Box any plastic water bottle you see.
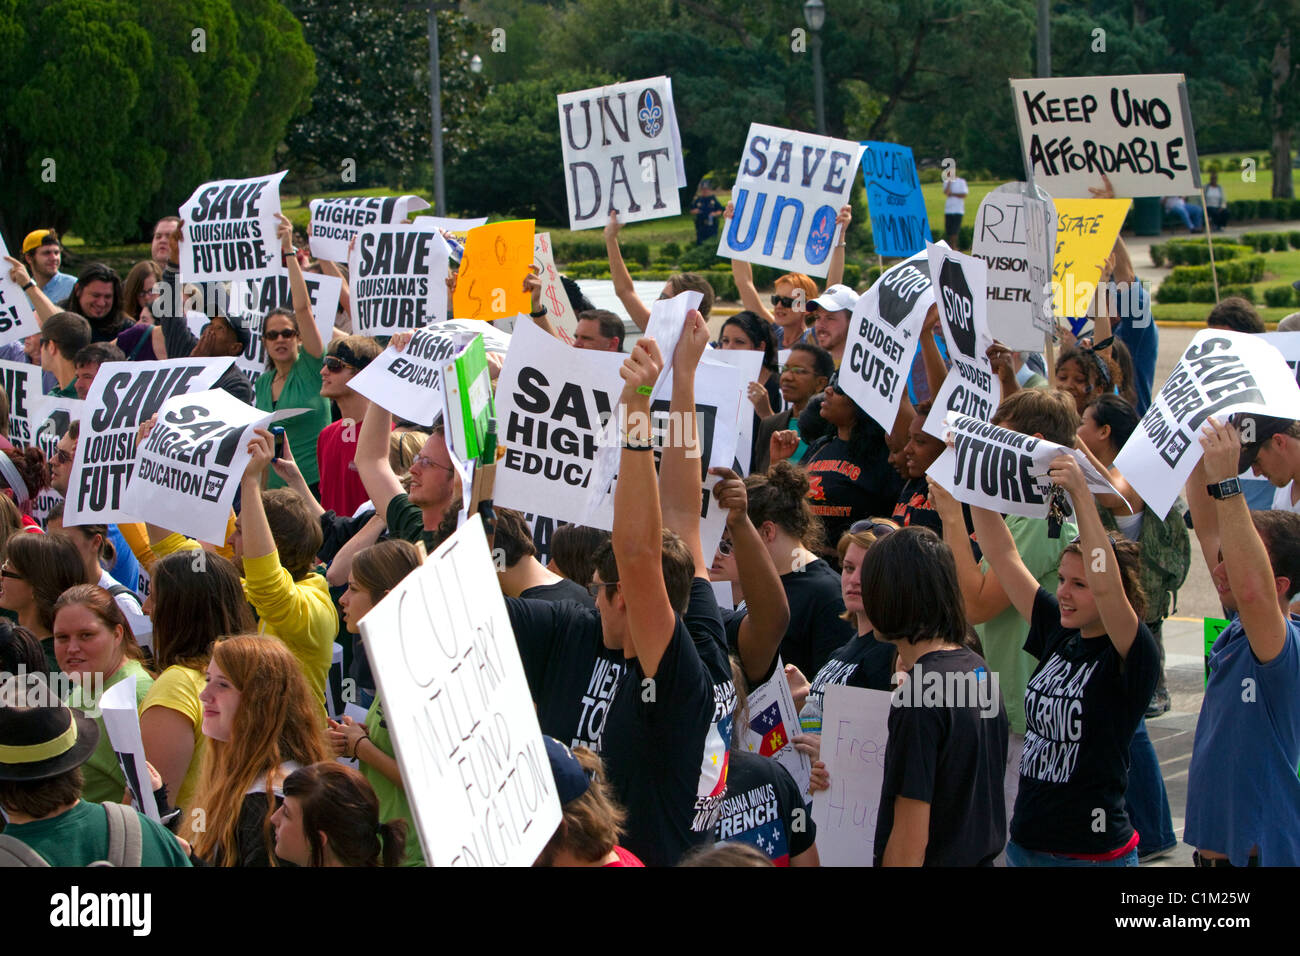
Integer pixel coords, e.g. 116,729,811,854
800,695,822,735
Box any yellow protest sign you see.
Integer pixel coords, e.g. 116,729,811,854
453,219,535,320
1050,198,1131,319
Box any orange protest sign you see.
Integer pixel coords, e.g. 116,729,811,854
452,219,535,320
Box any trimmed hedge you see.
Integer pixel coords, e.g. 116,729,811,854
1150,239,1253,267
1165,255,1265,286
551,236,651,268
1265,285,1295,308
1157,282,1258,305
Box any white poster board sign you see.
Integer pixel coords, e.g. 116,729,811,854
811,683,893,866
202,272,342,383
360,514,562,866
557,76,686,230
100,675,161,823
0,358,46,446
27,394,82,529
533,233,579,345
0,235,40,348
348,326,466,427
972,182,1059,350
923,245,1001,439
719,124,864,278
1115,330,1300,518
179,171,287,282
1010,74,1200,198
308,194,431,262
742,657,813,802
348,224,449,335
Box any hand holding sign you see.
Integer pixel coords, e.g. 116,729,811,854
5,255,29,286
673,308,710,376
1198,416,1241,484
708,466,748,524
1046,452,1092,506
619,337,663,405
243,427,276,481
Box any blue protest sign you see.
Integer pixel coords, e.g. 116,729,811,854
860,142,929,258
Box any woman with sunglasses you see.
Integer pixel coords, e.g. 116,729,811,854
754,342,833,473
960,454,1159,866
255,214,331,497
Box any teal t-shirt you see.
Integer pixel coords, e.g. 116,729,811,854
255,347,331,488
364,696,424,866
4,800,191,867
975,515,1076,736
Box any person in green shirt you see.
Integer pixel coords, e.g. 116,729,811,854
0,675,190,867
254,213,333,496
38,312,92,397
53,584,155,805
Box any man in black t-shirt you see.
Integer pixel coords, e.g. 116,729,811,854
493,508,593,607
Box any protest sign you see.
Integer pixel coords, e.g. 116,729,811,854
1262,332,1300,387
436,319,512,356
0,235,39,348
27,394,82,529
1010,74,1200,198
928,411,1123,518
348,223,449,335
349,326,466,426
308,194,430,262
1114,330,1300,518
839,249,934,433
860,141,929,258
63,358,234,527
360,514,562,866
972,182,1060,350
533,233,578,344
558,76,686,230
208,272,343,382
99,676,161,823
179,171,287,282
413,215,489,239
701,347,763,474
741,657,812,802
924,245,1001,440
453,220,535,321
0,358,45,447
1051,198,1131,324
720,124,864,278
811,683,892,866
121,389,285,544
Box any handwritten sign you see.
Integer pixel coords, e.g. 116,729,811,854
860,141,928,258
720,124,863,278
361,514,562,866
0,234,39,348
179,172,287,282
1051,198,1131,321
972,182,1059,351
811,683,893,866
308,194,430,262
100,675,161,823
453,220,534,321
923,245,1001,440
348,326,466,426
533,233,578,344
348,223,449,335
1115,330,1300,518
557,76,686,230
1010,74,1200,198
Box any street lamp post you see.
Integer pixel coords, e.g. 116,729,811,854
804,0,826,135
428,1,445,215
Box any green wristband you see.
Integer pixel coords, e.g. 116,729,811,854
636,385,653,396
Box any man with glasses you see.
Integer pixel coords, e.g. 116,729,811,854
317,336,382,515
20,229,75,304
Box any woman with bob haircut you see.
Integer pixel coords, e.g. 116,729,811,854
189,635,329,866
271,762,407,867
958,452,1159,866
2,532,86,670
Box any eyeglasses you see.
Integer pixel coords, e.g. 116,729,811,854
0,565,24,581
585,580,619,599
53,448,74,465
412,455,454,473
262,328,297,341
780,364,812,375
770,295,801,309
323,356,356,373
849,519,898,537
718,537,733,557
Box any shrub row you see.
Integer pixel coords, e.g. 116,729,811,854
1155,283,1257,304
1164,255,1266,287
1149,240,1253,267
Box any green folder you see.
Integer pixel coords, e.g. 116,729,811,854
442,334,494,462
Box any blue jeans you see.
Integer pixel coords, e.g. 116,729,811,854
1007,840,1138,867
1127,718,1177,857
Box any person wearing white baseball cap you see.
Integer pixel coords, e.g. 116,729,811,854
807,284,860,368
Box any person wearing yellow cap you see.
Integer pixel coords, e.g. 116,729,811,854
20,229,75,304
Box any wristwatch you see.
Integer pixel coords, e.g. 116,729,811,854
1207,477,1242,500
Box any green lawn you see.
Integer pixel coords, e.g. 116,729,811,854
1151,244,1300,324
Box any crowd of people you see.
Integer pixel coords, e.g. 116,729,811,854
0,193,1297,872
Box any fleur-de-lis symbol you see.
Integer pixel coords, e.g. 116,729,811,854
638,92,663,137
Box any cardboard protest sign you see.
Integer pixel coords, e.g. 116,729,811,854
1115,330,1300,518
840,249,935,434
0,235,39,348
811,683,893,866
741,657,812,802
928,411,1123,518
179,171,287,282
533,233,579,344
436,318,512,355
348,326,466,426
0,358,45,447
699,347,763,474
923,246,1001,440
1010,74,1200,198
360,514,562,866
860,141,929,258
99,675,161,823
348,223,449,335
558,76,686,230
453,220,535,321
972,182,1060,351
720,124,864,278
1050,198,1130,323
308,194,431,262
208,272,343,382
121,389,281,544
63,358,235,527
26,394,82,530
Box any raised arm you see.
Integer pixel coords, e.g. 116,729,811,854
659,308,710,575
237,429,279,563
613,338,675,676
825,205,851,289
927,477,1015,623
723,201,775,323
324,513,386,588
920,305,948,397
604,211,651,331
5,257,58,325
267,433,325,519
1184,455,1220,574
965,502,1042,624
522,268,562,340
1200,417,1287,662
711,466,789,683
1073,435,1142,516
279,214,322,359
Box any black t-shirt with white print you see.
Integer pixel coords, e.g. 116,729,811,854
714,750,816,865
683,578,737,835
1011,588,1159,856
601,614,715,867
806,630,896,714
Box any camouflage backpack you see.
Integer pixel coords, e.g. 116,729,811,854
1101,497,1191,624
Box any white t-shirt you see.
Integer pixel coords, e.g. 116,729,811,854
1272,481,1300,512
944,178,968,215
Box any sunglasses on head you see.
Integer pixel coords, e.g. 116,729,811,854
323,356,355,373
848,519,898,537
262,328,297,341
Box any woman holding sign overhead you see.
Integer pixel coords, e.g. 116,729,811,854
256,214,331,497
